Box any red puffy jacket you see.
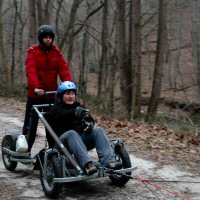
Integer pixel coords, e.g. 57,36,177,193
26,44,72,98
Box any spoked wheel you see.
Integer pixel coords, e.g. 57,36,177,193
109,145,132,186
40,155,62,198
1,135,18,171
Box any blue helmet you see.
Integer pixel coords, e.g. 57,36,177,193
57,81,77,94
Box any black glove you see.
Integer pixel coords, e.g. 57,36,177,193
82,120,94,134
75,107,88,118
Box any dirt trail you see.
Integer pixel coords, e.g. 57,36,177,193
0,110,200,199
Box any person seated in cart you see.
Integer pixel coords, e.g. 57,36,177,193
49,81,122,175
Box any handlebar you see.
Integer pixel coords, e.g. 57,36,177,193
34,90,57,96
43,91,57,95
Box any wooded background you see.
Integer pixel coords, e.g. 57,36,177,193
0,0,199,121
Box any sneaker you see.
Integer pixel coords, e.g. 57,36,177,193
106,161,122,170
84,162,97,175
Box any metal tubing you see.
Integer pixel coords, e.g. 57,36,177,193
33,106,82,172
2,147,30,157
53,166,137,183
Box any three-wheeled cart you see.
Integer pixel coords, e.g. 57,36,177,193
2,101,137,198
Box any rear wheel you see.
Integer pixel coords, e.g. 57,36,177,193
2,135,18,171
40,155,62,198
109,145,131,186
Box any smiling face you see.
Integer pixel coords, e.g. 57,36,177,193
63,90,76,104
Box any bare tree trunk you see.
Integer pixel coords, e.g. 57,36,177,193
28,0,37,46
68,0,83,78
115,0,129,118
36,0,44,26
0,0,7,83
11,0,18,85
59,0,80,50
55,0,64,42
174,2,181,76
107,47,116,117
61,0,82,79
98,0,108,98
79,2,94,101
166,6,173,88
17,0,26,93
191,0,200,93
44,0,52,24
167,1,181,90
126,0,133,119
132,0,142,119
79,30,89,99
147,0,168,118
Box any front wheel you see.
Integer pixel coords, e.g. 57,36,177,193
2,135,18,171
109,145,131,186
40,154,62,198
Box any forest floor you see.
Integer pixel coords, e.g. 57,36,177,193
0,96,200,199
0,95,200,174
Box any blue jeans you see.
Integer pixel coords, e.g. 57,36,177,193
59,127,115,170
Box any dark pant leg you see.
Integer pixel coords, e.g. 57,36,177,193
27,112,39,152
23,97,54,152
23,97,34,135
23,97,41,152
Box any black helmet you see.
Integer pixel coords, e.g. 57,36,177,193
37,25,55,44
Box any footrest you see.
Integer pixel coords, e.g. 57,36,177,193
2,147,30,157
10,157,36,164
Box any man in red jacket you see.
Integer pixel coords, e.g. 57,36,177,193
23,25,72,152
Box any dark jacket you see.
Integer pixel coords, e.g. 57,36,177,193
26,44,72,98
49,101,84,137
